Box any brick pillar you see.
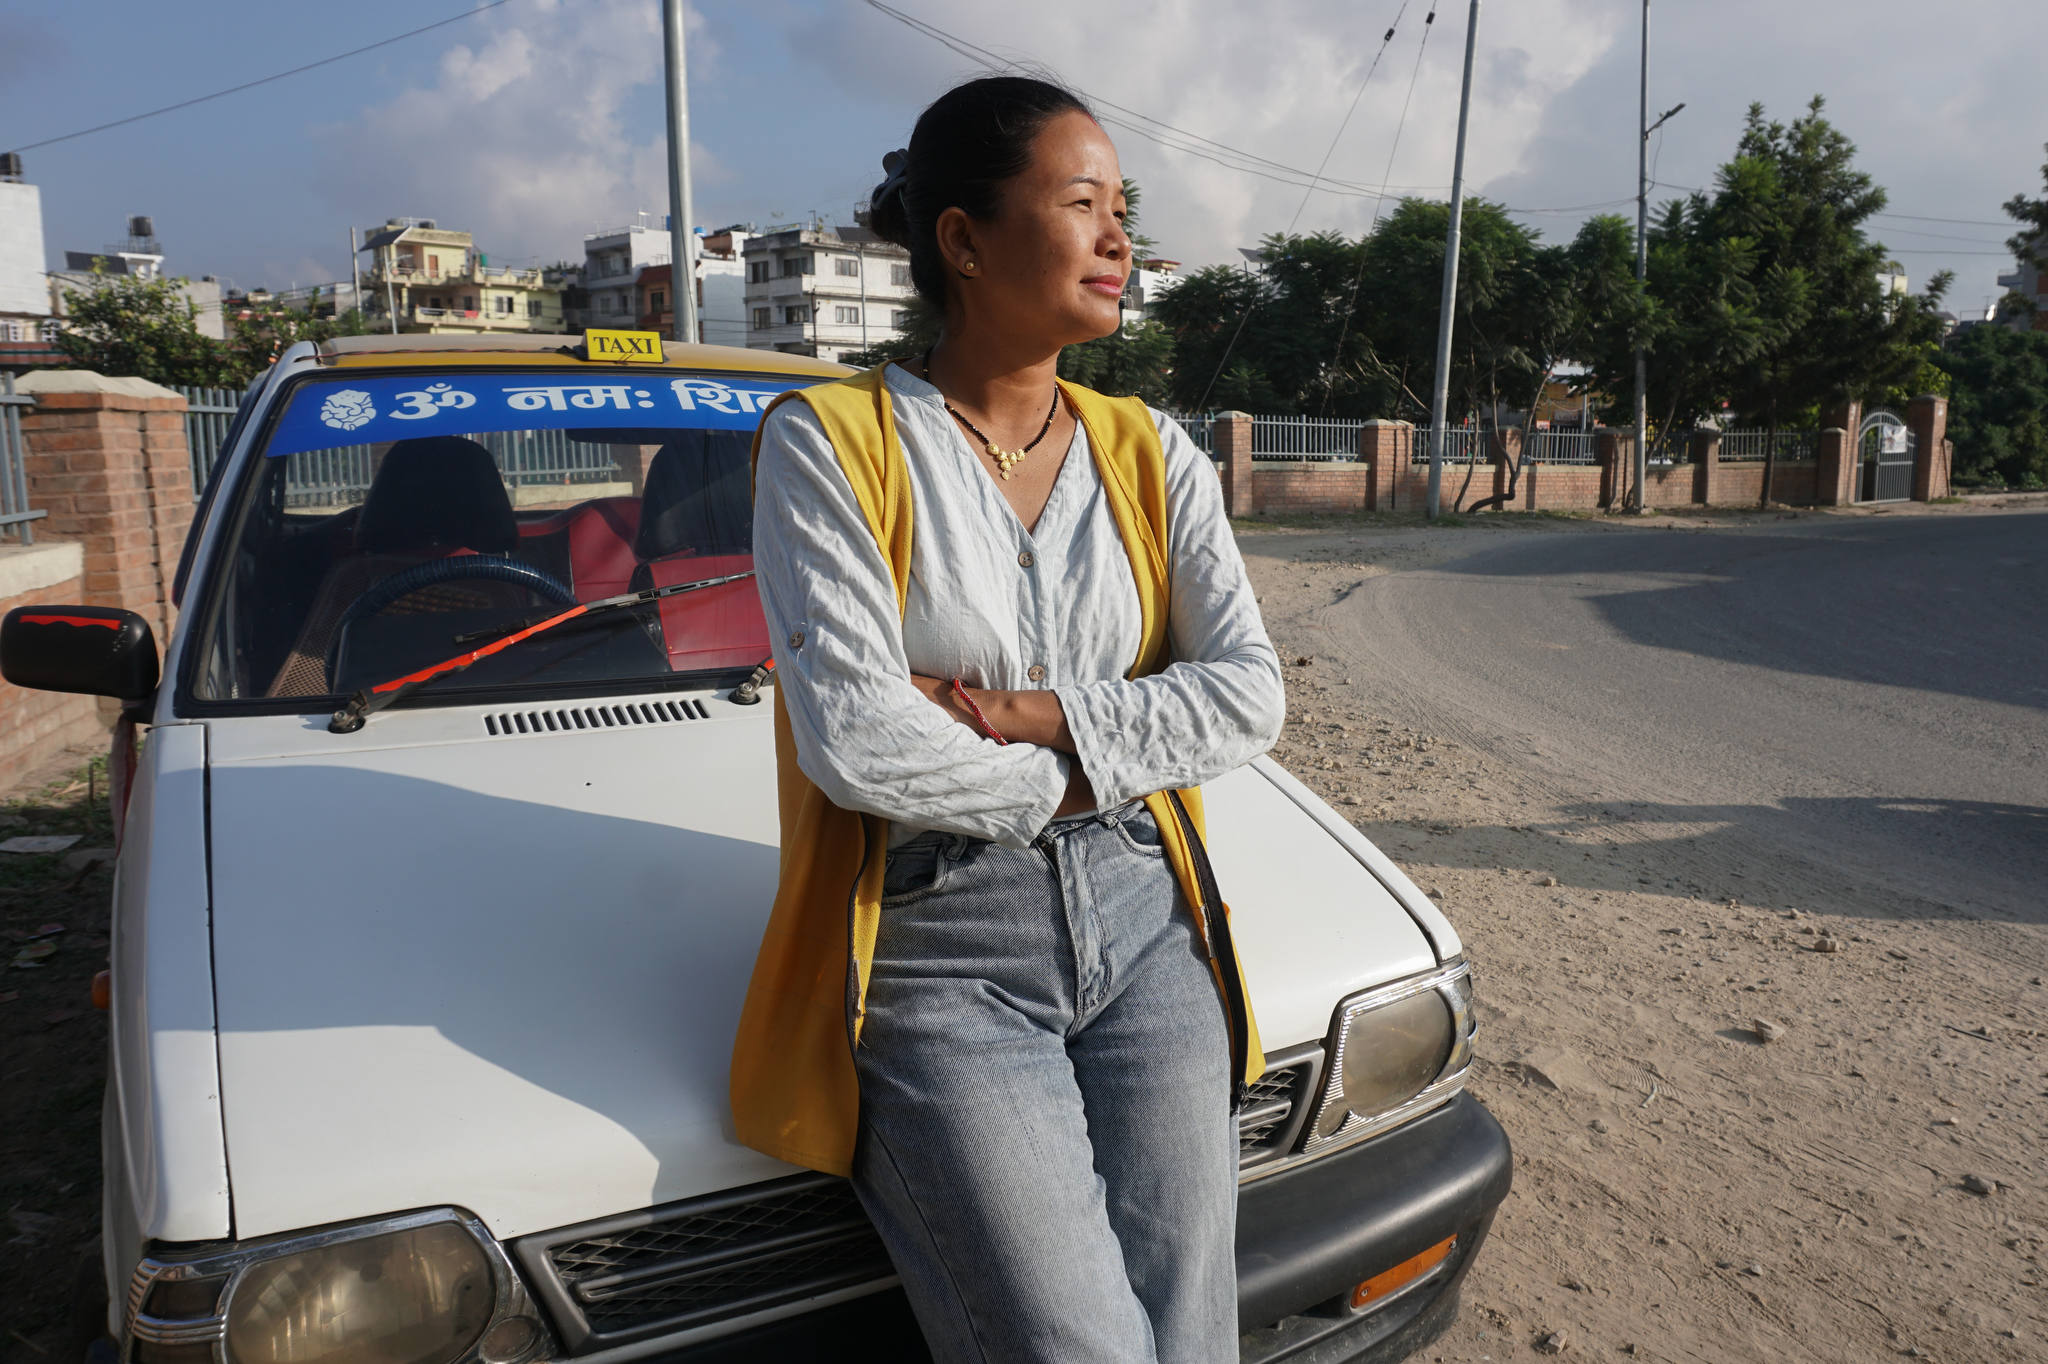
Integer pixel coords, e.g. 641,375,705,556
1359,420,1409,510
1689,427,1719,504
1821,399,1862,444
17,371,195,646
1906,395,1949,501
1595,428,1627,508
1813,428,1854,506
1215,411,1254,518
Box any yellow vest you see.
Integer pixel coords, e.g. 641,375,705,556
731,365,1264,1176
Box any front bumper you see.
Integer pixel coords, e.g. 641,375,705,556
624,1092,1512,1364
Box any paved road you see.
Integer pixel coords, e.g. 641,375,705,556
1313,510,2048,924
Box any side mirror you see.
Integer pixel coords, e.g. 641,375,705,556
0,606,159,702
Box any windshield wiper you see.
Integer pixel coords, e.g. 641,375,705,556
327,570,755,734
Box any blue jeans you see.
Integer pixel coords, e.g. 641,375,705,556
851,801,1238,1364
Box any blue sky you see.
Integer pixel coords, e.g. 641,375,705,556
3,0,2040,314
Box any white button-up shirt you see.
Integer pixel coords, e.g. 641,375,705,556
752,363,1285,850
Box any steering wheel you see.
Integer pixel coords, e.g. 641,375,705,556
325,555,578,686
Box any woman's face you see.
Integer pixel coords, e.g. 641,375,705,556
942,110,1131,349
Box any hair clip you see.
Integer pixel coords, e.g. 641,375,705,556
877,147,910,202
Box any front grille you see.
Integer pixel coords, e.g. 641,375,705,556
1237,1044,1325,1167
481,697,709,736
515,1174,894,1353
522,1048,1327,1352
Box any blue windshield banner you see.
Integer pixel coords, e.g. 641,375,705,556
267,372,809,457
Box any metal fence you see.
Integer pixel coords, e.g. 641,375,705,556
1412,428,1490,465
1522,430,1598,466
174,384,247,489
1251,414,1365,461
1718,429,1817,463
0,373,44,544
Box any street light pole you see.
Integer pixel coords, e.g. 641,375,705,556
1631,0,1685,512
1427,0,1482,520
1632,0,1650,511
661,0,699,345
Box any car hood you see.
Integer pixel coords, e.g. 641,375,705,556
205,699,1437,1242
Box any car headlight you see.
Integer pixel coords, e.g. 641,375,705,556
226,1220,493,1364
1304,960,1475,1152
126,1210,550,1364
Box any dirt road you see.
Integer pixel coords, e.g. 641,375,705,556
1239,501,2045,1363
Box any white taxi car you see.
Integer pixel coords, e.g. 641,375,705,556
3,333,1510,1364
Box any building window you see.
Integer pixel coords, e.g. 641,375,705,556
893,309,911,327
835,305,860,324
40,319,61,342
651,290,666,312
748,261,768,283
752,307,771,329
462,295,476,311
0,320,20,341
495,295,514,314
891,263,912,287
783,304,809,325
834,257,859,277
429,296,444,309
780,253,814,278
527,299,543,317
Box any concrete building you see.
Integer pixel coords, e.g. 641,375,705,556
632,225,749,346
743,224,914,362
358,218,565,334
1997,239,2046,332
0,156,54,347
1122,258,1182,325
581,216,671,332
48,214,225,340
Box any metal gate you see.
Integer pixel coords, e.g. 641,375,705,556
1857,410,1914,503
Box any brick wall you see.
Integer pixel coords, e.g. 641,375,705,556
18,372,195,647
1522,462,1603,509
1248,462,1373,514
0,372,196,793
0,543,103,792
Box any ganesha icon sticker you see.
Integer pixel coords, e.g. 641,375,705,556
319,389,377,431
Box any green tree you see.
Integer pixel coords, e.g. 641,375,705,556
55,264,239,387
2001,142,2048,323
1935,324,2048,489
223,301,373,384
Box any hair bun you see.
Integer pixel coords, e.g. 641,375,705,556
866,147,914,247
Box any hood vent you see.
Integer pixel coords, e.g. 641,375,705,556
483,698,711,738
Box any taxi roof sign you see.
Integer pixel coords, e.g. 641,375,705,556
584,328,665,364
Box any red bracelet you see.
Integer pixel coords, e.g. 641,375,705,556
950,677,1008,745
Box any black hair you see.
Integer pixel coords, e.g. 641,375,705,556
866,75,1094,307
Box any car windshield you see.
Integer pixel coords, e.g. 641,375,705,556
187,369,805,705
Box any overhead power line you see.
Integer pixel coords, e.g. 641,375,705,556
1192,1,1417,410
861,0,1615,219
8,0,516,154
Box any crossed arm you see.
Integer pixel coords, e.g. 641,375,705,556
907,675,1096,816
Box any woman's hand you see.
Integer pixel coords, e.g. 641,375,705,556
909,673,1077,752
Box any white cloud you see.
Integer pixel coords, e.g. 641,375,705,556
792,0,1620,266
317,0,707,266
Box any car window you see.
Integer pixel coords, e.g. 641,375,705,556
186,370,803,705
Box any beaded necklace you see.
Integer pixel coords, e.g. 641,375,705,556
922,348,1061,481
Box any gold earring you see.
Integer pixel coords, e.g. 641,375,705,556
964,260,977,273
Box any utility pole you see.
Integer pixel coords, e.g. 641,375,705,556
348,227,360,317
1426,0,1481,519
1631,0,1650,511
661,0,699,345
1632,0,1684,512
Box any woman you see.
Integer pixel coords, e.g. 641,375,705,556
732,76,1286,1362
